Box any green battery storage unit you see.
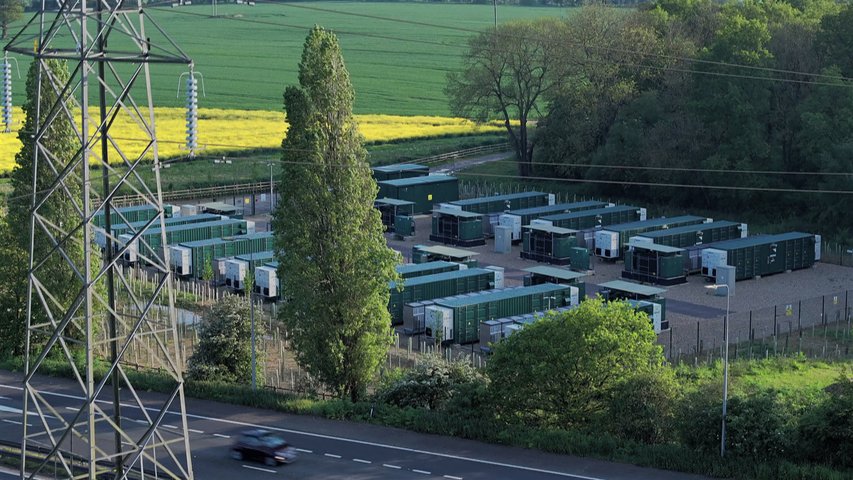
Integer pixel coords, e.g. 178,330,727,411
377,175,459,214
93,204,175,228
430,208,485,247
593,215,709,260
568,247,591,271
225,251,276,290
95,213,223,248
520,224,578,265
523,265,587,299
423,283,578,344
394,215,415,238
412,245,479,267
479,306,576,353
170,232,274,278
372,163,429,181
632,220,747,274
499,200,611,243
701,232,820,281
121,218,251,264
622,242,687,286
396,261,462,279
374,198,415,231
538,205,646,231
387,268,497,325
598,280,668,333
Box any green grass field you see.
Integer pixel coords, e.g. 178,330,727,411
7,3,570,116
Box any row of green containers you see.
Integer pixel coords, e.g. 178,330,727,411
537,205,645,231
630,220,747,274
93,204,177,228
372,163,429,182
429,208,485,247
122,218,253,264
170,231,274,278
377,175,458,214
388,268,497,325
424,283,577,344
701,232,820,281
520,224,578,265
95,213,223,248
498,200,611,242
593,215,709,260
448,191,554,215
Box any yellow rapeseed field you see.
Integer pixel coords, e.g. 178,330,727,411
0,108,502,174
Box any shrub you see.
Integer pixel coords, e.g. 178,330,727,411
376,353,486,410
798,373,853,467
603,368,680,444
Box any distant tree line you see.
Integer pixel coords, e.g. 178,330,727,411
449,0,853,239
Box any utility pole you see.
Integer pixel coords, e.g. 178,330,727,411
7,0,195,478
493,0,497,29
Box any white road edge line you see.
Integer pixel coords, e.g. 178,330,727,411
241,465,276,474
213,433,231,439
353,458,371,464
0,382,606,480
324,453,341,459
294,448,312,453
412,469,431,475
383,464,402,469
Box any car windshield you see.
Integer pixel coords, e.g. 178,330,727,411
260,434,287,448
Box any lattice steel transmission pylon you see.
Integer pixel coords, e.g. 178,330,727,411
5,0,194,478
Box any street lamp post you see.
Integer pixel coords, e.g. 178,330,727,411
706,284,731,457
250,249,256,391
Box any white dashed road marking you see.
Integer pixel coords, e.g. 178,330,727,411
324,453,341,459
353,458,371,464
213,433,230,439
295,448,312,453
189,428,204,434
241,465,276,473
444,476,464,480
383,464,402,469
412,469,431,475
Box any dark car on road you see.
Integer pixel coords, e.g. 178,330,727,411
230,429,298,466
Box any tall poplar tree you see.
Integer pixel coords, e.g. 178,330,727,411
273,26,400,402
1,59,84,355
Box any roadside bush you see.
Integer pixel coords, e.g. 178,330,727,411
603,368,680,444
376,353,485,410
798,373,853,467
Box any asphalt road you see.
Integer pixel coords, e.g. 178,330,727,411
0,371,709,480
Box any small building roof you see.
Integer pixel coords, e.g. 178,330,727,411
703,232,814,250
504,200,609,216
636,220,742,239
628,241,685,254
396,261,458,276
523,223,578,235
198,201,242,214
415,245,480,258
599,280,667,297
372,163,429,173
523,265,587,281
389,268,492,289
375,197,416,207
451,191,547,207
600,216,707,233
235,251,275,262
433,208,483,219
378,174,456,187
541,205,639,221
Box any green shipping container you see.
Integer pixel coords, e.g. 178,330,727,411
594,215,707,260
449,191,552,215
501,200,610,229
569,247,590,272
623,243,687,286
99,213,222,247
634,221,746,249
540,205,644,231
522,265,587,299
701,232,819,281
411,245,479,267
425,283,574,344
173,232,274,278
372,163,429,181
377,175,458,214
374,198,415,230
93,204,175,228
598,280,668,331
520,224,578,265
388,268,495,325
396,261,461,279
430,208,485,247
125,219,250,263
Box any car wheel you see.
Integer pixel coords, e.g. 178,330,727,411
230,450,243,461
264,456,277,467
